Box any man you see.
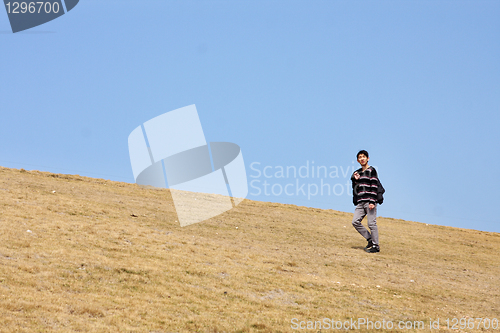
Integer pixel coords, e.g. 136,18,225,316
351,150,380,253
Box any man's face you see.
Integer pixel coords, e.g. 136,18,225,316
357,154,369,166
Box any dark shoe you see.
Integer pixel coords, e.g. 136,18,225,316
365,246,380,253
364,238,373,250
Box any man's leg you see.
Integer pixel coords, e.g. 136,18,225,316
352,203,371,240
366,204,379,247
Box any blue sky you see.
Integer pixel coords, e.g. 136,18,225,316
1,0,499,232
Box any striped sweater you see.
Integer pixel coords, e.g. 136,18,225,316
351,166,379,205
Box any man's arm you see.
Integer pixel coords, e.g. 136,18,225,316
351,170,361,206
351,168,362,182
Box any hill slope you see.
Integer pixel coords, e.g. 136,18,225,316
0,166,499,332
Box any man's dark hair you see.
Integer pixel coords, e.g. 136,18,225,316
357,150,369,159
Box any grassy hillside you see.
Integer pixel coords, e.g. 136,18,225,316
0,166,499,332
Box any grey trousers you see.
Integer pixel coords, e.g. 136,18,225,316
352,202,379,246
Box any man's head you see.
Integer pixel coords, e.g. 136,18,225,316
357,150,369,166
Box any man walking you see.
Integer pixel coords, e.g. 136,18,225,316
351,150,380,253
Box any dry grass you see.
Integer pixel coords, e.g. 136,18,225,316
0,166,499,332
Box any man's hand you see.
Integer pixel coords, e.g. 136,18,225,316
353,172,360,180
369,203,375,210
